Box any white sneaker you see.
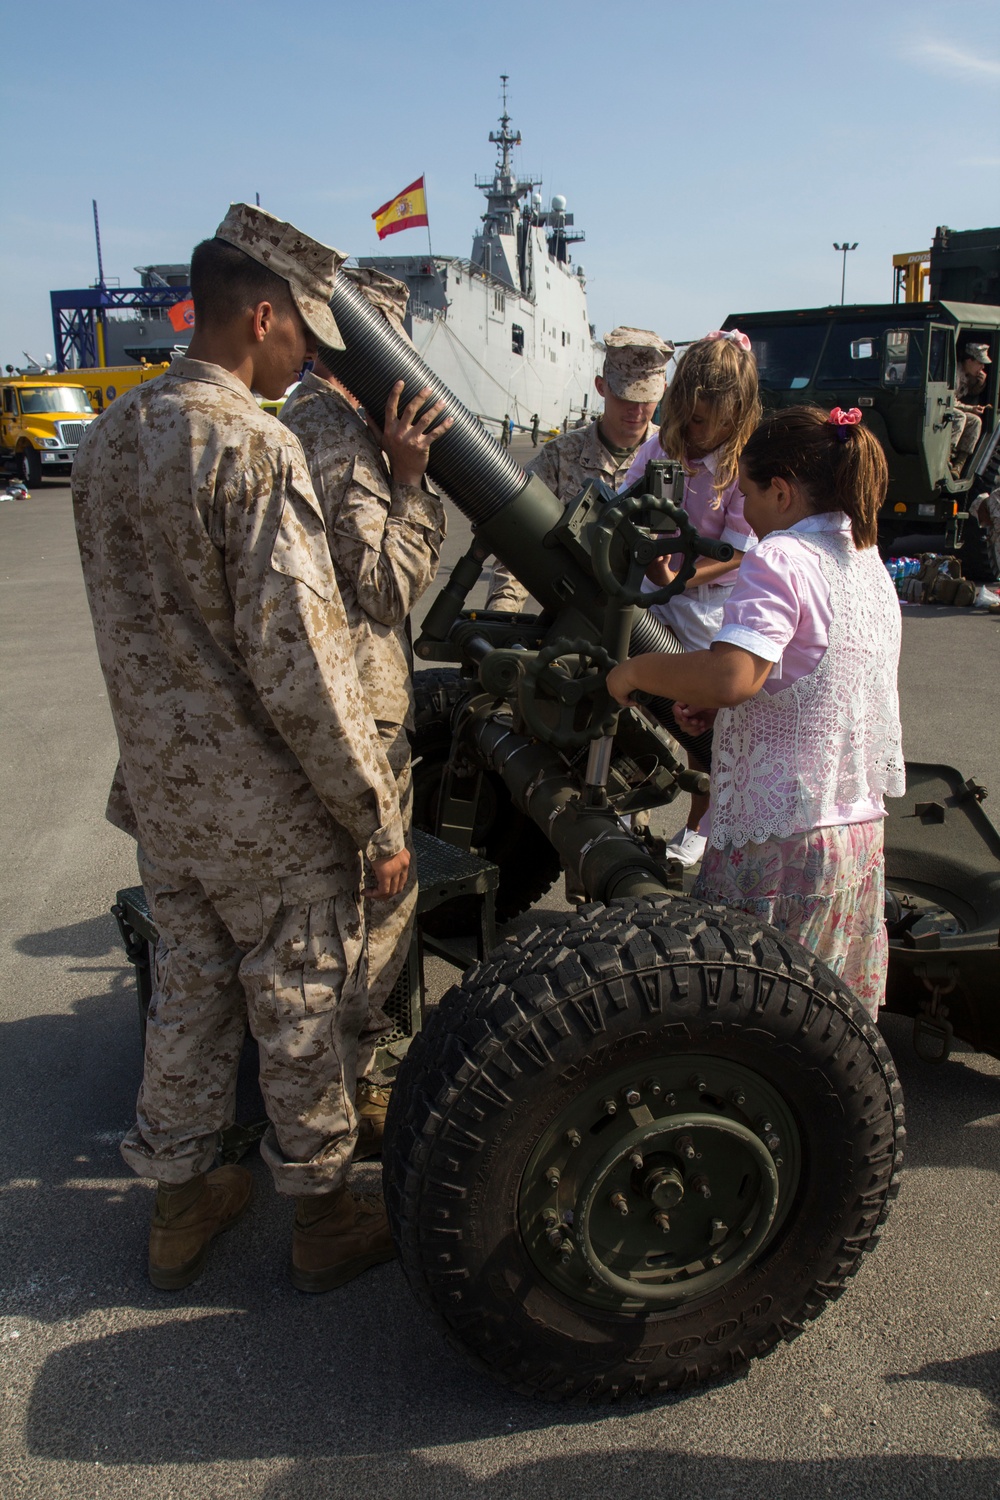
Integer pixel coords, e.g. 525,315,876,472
665,826,707,868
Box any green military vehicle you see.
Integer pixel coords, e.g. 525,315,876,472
724,225,1000,575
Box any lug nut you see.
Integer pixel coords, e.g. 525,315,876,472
644,1078,662,1097
609,1192,629,1217
730,1089,746,1106
628,1151,644,1171
545,1167,561,1187
689,1074,707,1093
692,1176,712,1200
622,1087,641,1107
676,1135,696,1161
602,1098,617,1117
565,1129,581,1148
653,1211,671,1234
663,1091,677,1107
766,1134,781,1153
756,1116,773,1134
542,1208,559,1226
559,1245,573,1264
546,1227,565,1249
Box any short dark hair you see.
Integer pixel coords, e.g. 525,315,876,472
189,237,293,328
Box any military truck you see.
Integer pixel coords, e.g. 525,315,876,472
724,225,1000,577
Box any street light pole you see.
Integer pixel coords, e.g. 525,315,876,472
833,242,858,305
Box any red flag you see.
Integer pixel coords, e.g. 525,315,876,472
168,298,195,333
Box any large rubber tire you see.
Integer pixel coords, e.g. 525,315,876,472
19,447,41,487
411,668,562,933
384,896,904,1402
958,512,997,582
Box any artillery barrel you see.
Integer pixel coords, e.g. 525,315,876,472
322,279,677,658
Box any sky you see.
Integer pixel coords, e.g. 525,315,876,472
1,0,998,369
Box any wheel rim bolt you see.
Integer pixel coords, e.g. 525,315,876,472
610,1192,629,1217
644,1078,662,1097
653,1211,671,1234
692,1176,712,1200
663,1092,677,1107
565,1129,581,1148
677,1135,696,1161
602,1098,617,1117
756,1116,773,1134
542,1208,559,1226
559,1245,573,1264
765,1135,781,1154
546,1227,565,1249
690,1074,707,1093
628,1151,644,1171
730,1089,746,1106
622,1088,641,1107
546,1168,561,1187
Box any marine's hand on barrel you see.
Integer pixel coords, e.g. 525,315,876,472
373,380,453,488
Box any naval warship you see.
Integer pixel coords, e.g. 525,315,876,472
359,81,603,434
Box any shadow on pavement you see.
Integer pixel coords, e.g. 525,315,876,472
14,912,127,961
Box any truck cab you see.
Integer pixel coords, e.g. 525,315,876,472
723,302,1000,553
0,379,97,486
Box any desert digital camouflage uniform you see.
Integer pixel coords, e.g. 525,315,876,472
73,357,404,1195
281,369,446,1023
485,417,656,611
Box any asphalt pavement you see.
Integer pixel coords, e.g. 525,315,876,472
1,471,998,1500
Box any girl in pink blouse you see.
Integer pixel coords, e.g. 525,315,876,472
621,332,761,866
608,406,904,1018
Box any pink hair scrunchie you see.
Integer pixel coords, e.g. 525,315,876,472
828,407,863,441
703,328,752,352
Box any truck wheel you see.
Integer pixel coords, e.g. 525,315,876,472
411,668,561,933
385,896,904,1402
19,448,41,487
958,513,997,583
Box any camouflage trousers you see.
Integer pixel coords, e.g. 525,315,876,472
952,409,982,460
484,558,529,614
121,848,368,1196
358,722,417,1064
972,489,1000,579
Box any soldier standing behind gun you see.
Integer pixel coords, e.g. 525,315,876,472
72,204,438,1296
485,327,672,611
281,268,448,1147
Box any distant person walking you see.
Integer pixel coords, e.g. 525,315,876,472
500,412,512,450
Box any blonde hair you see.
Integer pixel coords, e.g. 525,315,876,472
658,337,761,500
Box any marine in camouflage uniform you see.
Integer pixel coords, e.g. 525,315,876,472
73,207,406,1209
281,276,446,1044
485,326,672,611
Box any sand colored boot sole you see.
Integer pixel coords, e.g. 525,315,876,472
291,1186,397,1292
148,1165,253,1291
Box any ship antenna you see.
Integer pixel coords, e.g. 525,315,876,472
489,73,521,184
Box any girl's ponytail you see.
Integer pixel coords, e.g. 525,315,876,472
741,406,888,547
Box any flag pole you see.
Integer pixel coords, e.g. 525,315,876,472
423,171,433,263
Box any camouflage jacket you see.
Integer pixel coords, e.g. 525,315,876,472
486,418,656,610
72,358,403,883
281,372,446,728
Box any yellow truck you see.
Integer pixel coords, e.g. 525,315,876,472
0,364,169,485
0,377,99,486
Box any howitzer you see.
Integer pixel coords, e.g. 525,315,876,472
318,278,905,1403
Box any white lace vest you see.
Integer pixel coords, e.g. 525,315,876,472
709,529,905,849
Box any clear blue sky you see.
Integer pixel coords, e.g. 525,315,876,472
2,0,998,367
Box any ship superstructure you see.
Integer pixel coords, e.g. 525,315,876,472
359,82,602,432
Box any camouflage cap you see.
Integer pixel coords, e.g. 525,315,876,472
964,342,992,365
344,265,410,333
215,202,346,350
603,327,674,401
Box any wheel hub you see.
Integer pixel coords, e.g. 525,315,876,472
518,1054,801,1312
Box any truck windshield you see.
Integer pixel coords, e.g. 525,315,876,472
741,326,827,390
18,387,94,415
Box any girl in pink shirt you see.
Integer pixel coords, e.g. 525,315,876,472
620,331,761,865
608,406,904,1018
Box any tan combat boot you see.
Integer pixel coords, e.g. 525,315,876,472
148,1165,253,1291
354,1077,391,1161
291,1186,397,1293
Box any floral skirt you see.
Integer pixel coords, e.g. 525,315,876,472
693,820,887,1019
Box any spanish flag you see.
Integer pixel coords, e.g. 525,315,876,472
372,176,429,240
